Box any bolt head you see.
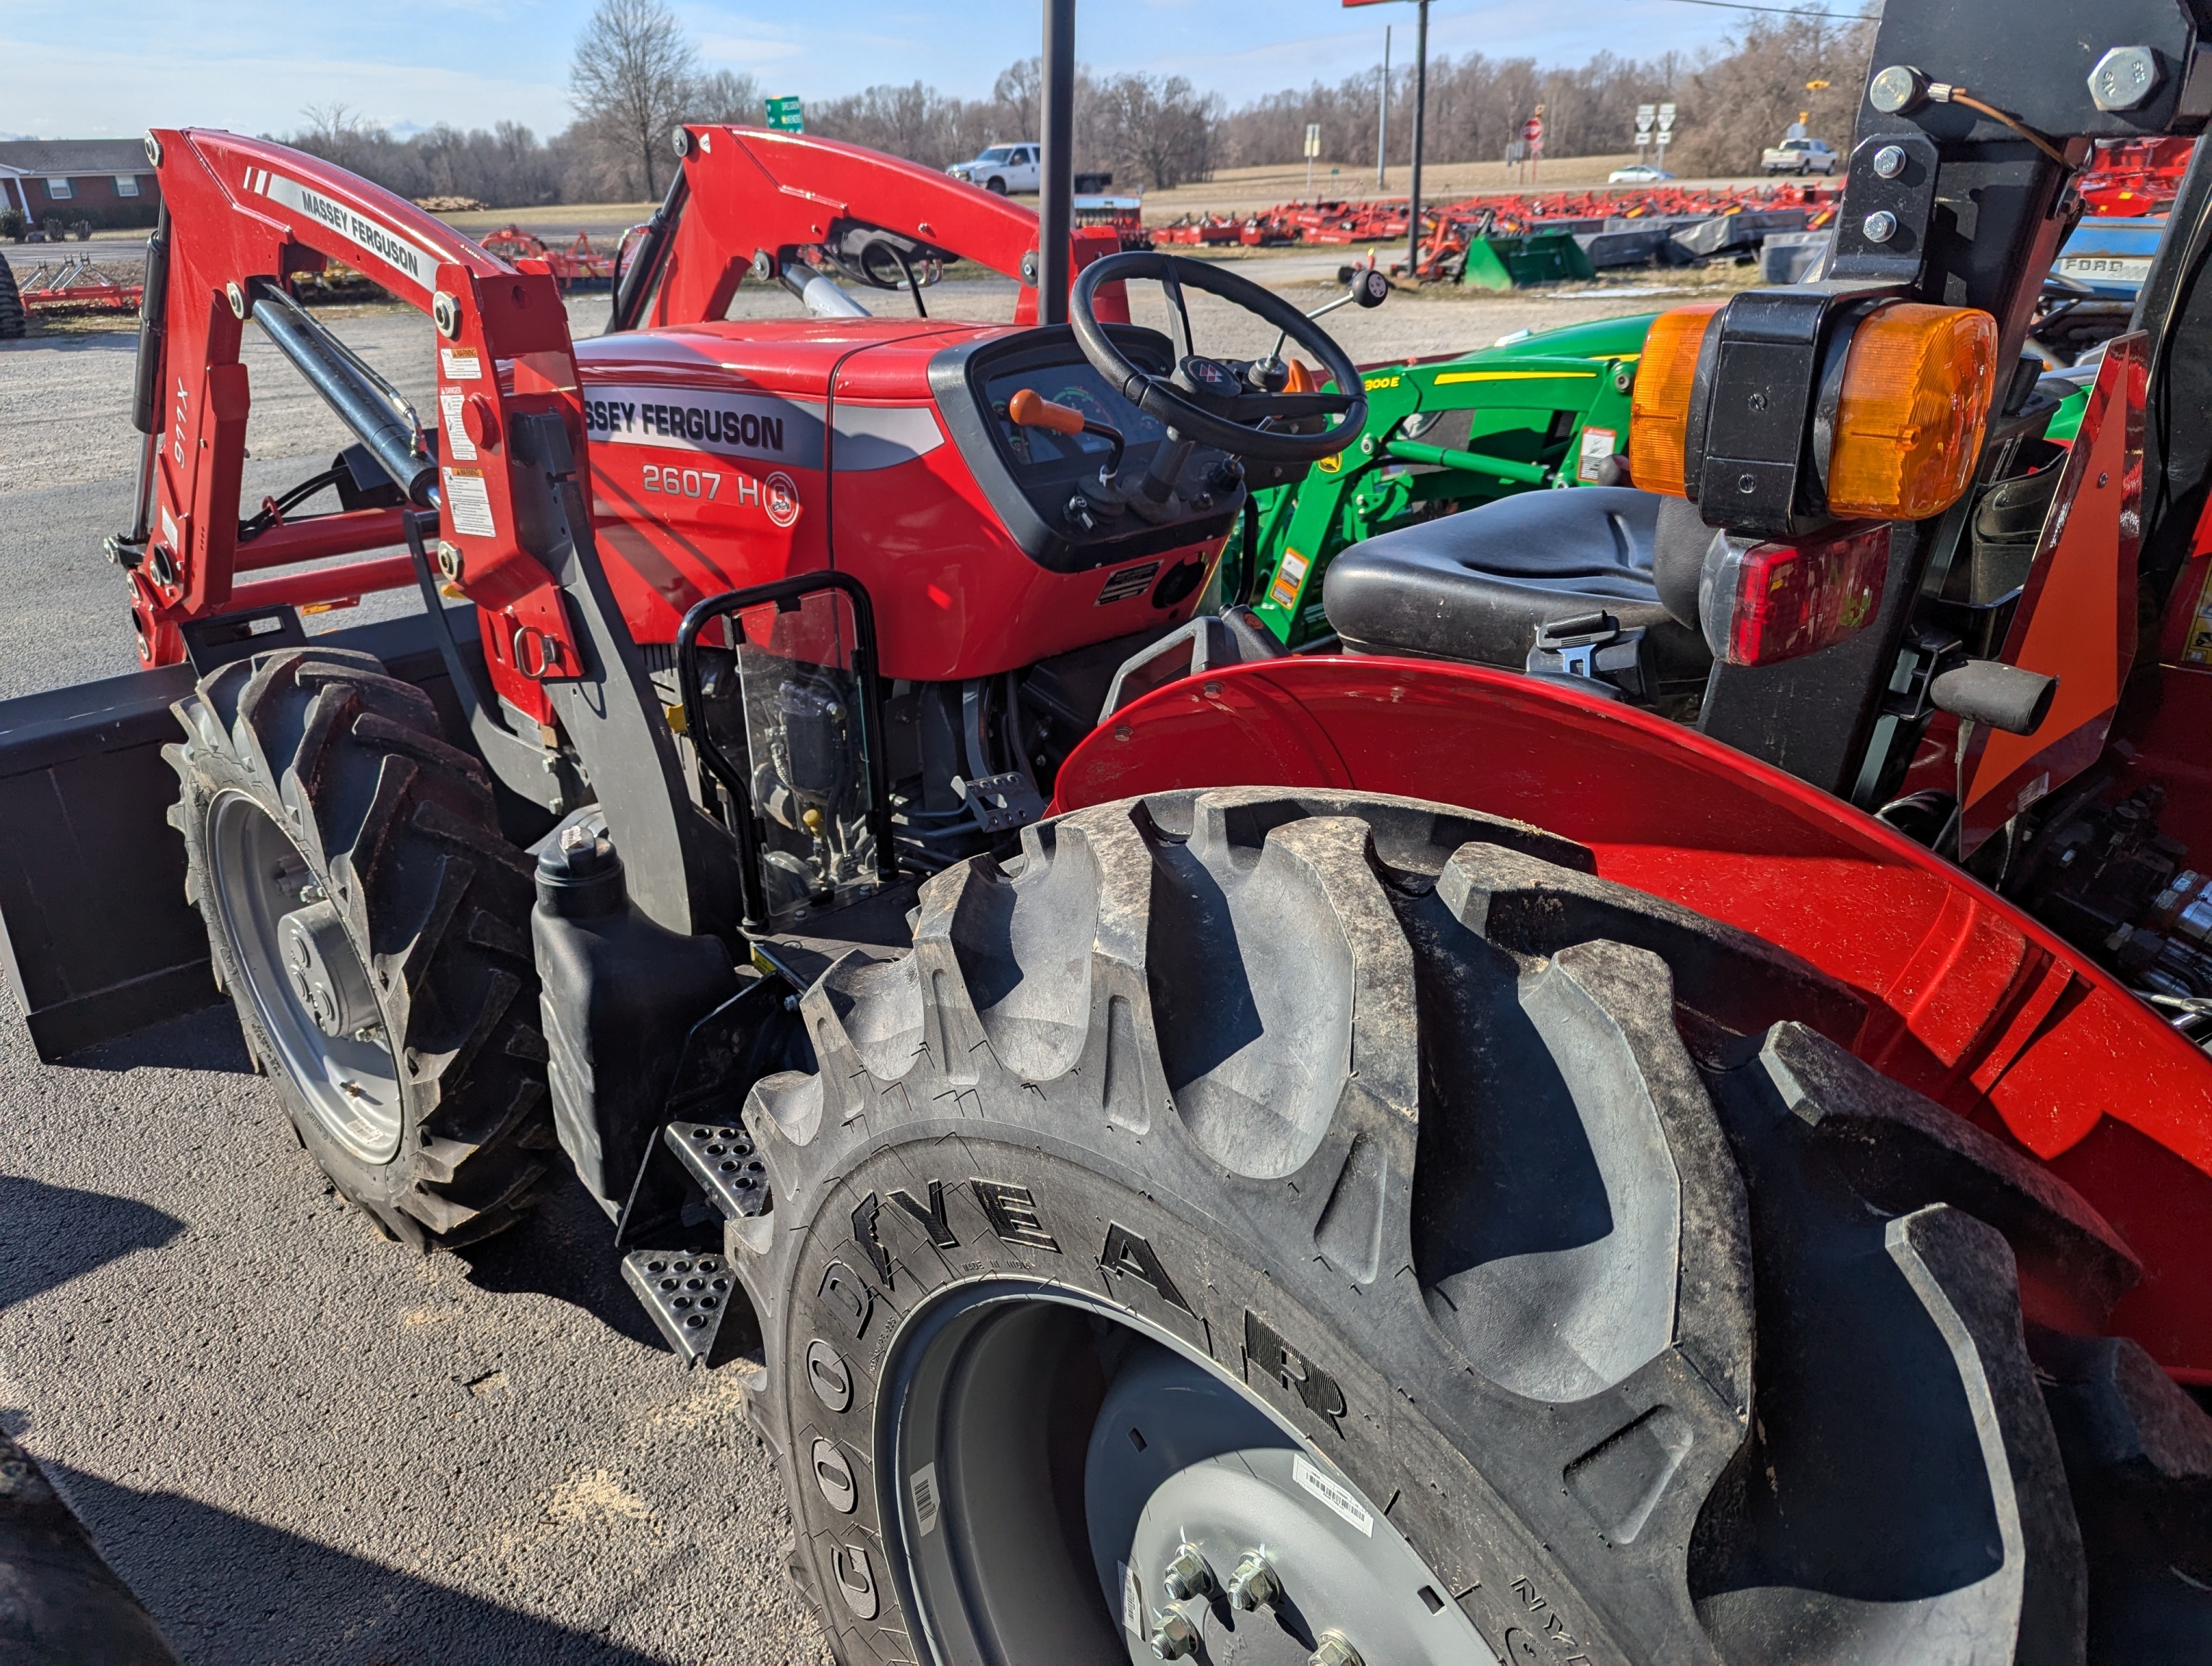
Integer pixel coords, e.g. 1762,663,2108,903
432,291,461,341
1149,1611,1200,1660
1861,209,1899,244
2090,45,2162,114
226,281,246,320
1872,144,1908,180
1308,1631,1364,1666
1227,1552,1281,1611
1161,1546,1214,1602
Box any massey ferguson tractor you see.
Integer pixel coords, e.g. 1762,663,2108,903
6,1,2212,1661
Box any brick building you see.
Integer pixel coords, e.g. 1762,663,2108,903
0,140,162,231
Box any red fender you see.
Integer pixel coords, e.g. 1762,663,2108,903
1053,657,2212,1380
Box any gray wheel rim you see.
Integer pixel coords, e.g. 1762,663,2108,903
207,788,404,1163
871,1277,1499,1666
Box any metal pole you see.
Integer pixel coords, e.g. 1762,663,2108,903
1407,0,1428,282
1039,0,1076,326
1377,25,1390,190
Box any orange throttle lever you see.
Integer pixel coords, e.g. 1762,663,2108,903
1008,386,1125,477
1008,388,1086,433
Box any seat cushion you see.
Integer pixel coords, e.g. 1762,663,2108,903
1322,488,1711,688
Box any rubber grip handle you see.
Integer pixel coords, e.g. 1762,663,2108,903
1930,659,2059,736
1008,388,1086,434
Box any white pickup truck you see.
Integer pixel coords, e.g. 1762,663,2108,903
1762,137,1839,175
947,144,1042,194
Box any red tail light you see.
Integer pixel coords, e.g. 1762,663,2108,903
1704,524,1890,667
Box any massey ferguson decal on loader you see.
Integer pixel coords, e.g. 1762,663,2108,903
5,4,2212,1662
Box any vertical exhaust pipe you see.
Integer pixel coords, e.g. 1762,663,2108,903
1039,0,1076,326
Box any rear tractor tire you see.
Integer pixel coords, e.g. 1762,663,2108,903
0,255,25,341
167,648,558,1250
729,787,2212,1666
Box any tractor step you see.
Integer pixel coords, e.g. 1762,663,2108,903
619,1247,739,1364
664,1118,769,1220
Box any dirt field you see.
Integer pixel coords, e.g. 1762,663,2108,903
0,249,1744,1665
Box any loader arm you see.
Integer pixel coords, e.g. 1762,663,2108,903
636,125,1125,330
130,128,588,682
129,129,732,938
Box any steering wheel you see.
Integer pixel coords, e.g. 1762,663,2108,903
1069,251,1366,466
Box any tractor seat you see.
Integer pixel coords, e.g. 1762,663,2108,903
1321,487,1714,703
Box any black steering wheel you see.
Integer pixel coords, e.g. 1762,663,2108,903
1069,251,1366,466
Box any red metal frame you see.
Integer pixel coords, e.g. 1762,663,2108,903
131,127,1154,717
1052,656,2212,1382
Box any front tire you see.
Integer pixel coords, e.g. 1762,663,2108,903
167,648,558,1249
985,176,1008,195
732,787,2211,1665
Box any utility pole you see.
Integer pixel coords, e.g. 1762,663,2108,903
1377,25,1390,189
1039,0,1074,325
1407,0,1428,283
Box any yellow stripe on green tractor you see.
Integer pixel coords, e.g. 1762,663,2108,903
1243,312,1658,648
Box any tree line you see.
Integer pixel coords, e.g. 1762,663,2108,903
280,0,1874,209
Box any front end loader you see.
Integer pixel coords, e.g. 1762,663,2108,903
6,4,2212,1662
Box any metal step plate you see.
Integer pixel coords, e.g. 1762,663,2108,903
666,1119,769,1221
620,1248,737,1364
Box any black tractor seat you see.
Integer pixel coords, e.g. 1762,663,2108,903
1321,487,1715,710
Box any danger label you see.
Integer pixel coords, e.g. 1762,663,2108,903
259,172,438,296
584,383,825,469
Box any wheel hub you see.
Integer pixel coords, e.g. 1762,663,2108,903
874,1281,1497,1666
278,899,382,1040
206,789,403,1163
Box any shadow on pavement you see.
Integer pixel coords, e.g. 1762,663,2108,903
60,1004,252,1077
0,1175,185,1311
45,1462,682,1666
456,1177,669,1354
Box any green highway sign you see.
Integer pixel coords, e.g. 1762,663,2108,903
764,96,805,134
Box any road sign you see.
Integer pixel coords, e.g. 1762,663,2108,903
1305,123,1323,158
1657,101,1677,132
764,96,805,134
1522,116,1543,142
1637,103,1656,129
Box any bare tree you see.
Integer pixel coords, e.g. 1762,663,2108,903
569,0,700,199
687,68,764,126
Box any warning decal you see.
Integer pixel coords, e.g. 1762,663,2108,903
442,468,496,539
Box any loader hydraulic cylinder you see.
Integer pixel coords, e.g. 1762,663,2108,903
247,280,438,508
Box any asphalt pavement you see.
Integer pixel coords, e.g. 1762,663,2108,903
0,267,1686,1665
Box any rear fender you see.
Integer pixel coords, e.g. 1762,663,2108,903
1051,654,2212,1379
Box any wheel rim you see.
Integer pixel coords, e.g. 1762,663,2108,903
206,788,404,1163
872,1278,1496,1666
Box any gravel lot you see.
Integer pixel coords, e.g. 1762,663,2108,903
0,256,1693,1664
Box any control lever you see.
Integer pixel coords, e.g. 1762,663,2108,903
1008,388,1129,526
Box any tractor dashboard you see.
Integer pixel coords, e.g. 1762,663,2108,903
930,325,1244,574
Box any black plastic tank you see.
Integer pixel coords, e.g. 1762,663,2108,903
531,823,740,1219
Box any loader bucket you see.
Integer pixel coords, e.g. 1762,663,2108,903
1461,231,1598,291
0,606,484,1060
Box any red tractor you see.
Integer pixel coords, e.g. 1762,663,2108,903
4,4,2212,1661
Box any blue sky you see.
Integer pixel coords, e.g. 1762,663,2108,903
0,1,1741,140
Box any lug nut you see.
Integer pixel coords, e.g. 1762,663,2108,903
1149,1610,1200,1660
1308,1631,1363,1666
1227,1551,1280,1612
1161,1544,1214,1602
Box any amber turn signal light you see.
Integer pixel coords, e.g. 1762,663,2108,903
1008,388,1086,435
1825,302,1998,521
1627,302,1723,498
